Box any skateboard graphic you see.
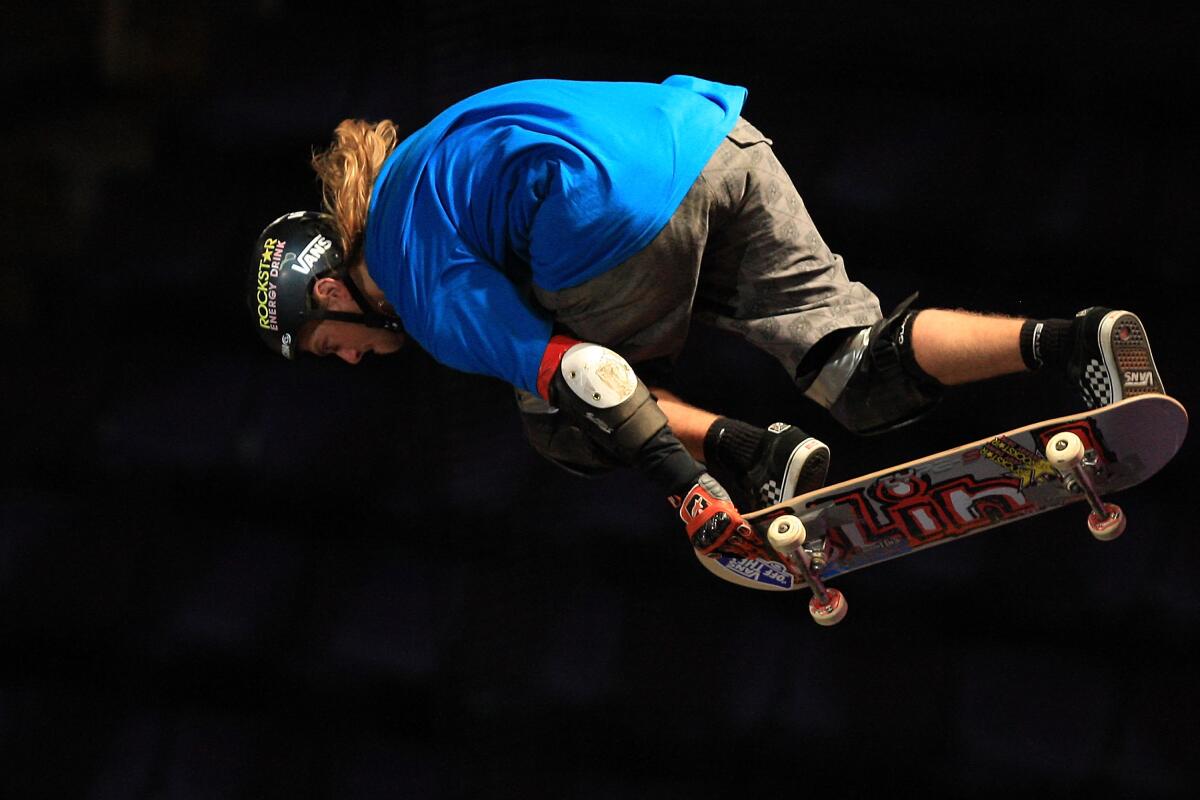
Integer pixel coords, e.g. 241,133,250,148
696,394,1188,626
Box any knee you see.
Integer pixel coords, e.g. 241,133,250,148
516,390,621,477
799,294,943,435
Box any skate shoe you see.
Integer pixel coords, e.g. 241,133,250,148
742,423,830,511
1067,308,1164,408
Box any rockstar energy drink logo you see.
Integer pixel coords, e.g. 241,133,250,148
256,238,286,331
979,436,1057,488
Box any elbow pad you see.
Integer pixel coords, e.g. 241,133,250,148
548,341,669,462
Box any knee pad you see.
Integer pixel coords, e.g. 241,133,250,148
515,390,621,477
549,343,669,462
801,293,943,435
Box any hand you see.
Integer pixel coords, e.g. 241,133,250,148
671,474,772,561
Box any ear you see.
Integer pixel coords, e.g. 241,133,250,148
311,276,348,310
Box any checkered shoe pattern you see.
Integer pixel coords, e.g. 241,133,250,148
758,479,782,508
1079,357,1114,408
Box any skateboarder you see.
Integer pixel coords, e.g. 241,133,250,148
247,75,1163,563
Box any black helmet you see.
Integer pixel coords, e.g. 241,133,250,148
248,211,401,359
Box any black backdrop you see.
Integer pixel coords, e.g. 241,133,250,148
3,2,1198,797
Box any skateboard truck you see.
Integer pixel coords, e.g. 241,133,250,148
767,515,848,626
1045,431,1126,541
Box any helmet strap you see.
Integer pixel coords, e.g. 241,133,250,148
321,272,404,333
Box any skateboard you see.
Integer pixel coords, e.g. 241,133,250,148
696,394,1188,626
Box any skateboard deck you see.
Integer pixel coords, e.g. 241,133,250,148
696,394,1188,621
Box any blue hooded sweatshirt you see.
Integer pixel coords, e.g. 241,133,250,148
365,75,747,393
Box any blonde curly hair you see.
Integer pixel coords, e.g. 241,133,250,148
310,119,400,261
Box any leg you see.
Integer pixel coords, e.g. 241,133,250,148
910,306,1165,403
519,378,830,508
651,387,716,461
910,309,1026,385
653,387,830,509
806,301,1165,434
802,298,1028,433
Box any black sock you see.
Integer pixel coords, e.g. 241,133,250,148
702,418,764,474
1020,318,1075,370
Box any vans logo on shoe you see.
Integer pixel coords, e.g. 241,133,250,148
1124,370,1155,388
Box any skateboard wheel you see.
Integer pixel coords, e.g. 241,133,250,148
767,514,806,554
1047,431,1085,471
808,588,847,626
1087,502,1126,541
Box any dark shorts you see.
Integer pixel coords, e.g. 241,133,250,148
520,117,883,474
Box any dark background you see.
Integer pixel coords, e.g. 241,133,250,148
3,1,1198,797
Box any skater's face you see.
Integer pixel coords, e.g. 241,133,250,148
299,277,405,364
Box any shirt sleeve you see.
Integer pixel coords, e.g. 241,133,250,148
423,256,554,395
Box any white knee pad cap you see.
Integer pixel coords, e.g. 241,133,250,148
560,343,638,409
